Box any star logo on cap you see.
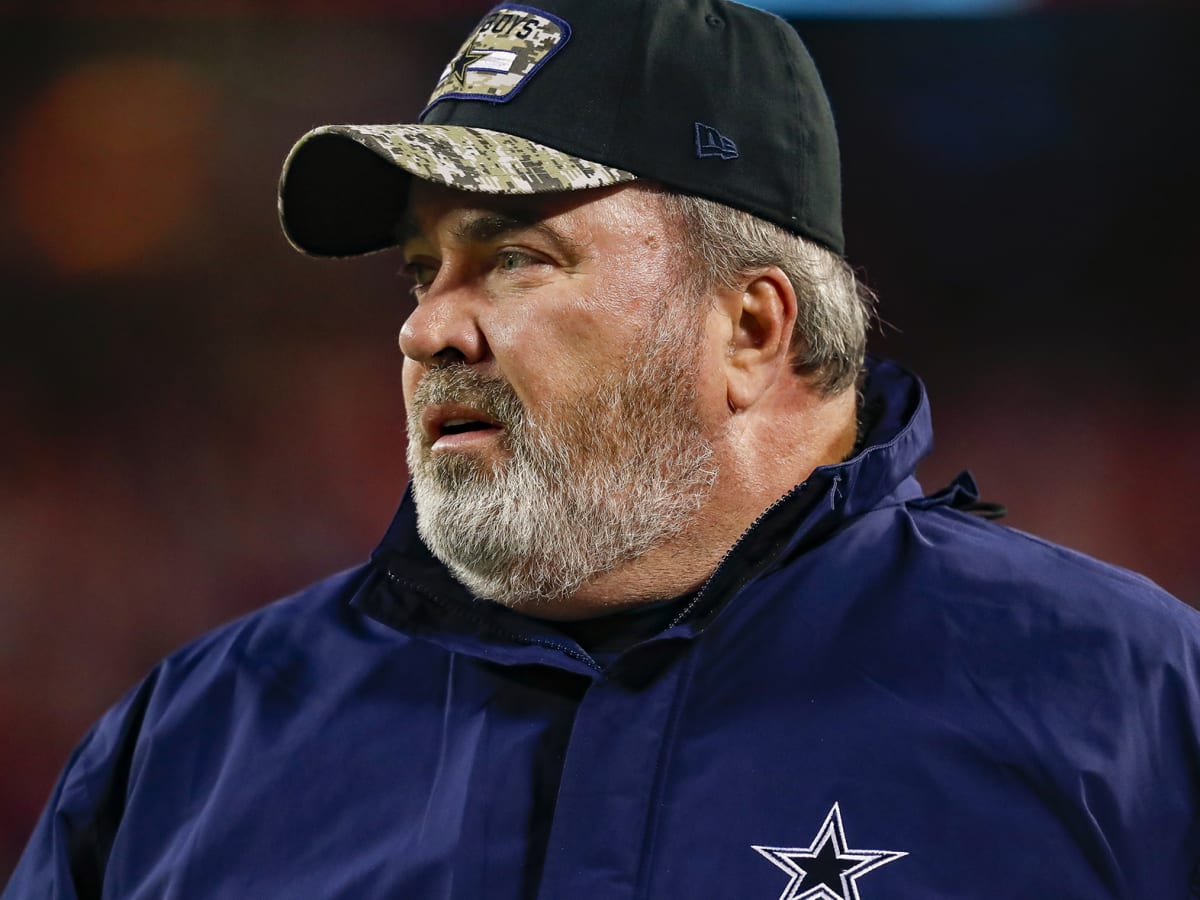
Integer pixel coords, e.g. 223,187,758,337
449,46,493,87
752,803,907,900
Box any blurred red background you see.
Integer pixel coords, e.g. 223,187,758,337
2,2,1197,879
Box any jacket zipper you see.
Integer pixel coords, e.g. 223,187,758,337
666,479,813,629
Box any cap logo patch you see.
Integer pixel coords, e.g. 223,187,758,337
695,122,739,160
422,4,571,116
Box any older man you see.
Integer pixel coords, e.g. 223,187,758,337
8,1,1200,898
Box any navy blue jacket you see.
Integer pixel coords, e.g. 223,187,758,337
8,359,1200,899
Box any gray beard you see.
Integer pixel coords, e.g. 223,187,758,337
405,313,718,609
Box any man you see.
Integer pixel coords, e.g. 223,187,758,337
7,1,1200,898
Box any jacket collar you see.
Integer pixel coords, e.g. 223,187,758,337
354,357,932,670
658,355,930,636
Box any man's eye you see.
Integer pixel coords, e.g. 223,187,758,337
401,260,437,296
497,250,539,271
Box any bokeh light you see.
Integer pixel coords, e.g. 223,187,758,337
5,58,214,277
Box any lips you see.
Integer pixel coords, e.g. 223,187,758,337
422,403,506,449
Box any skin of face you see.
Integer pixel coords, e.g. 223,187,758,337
398,180,728,452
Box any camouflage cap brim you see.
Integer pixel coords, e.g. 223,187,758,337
278,123,637,258
325,124,636,194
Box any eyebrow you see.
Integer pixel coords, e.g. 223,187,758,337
452,212,538,244
399,208,584,258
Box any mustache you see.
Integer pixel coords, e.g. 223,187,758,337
409,364,525,431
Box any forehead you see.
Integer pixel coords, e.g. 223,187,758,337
400,180,673,248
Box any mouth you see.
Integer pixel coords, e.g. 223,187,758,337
423,405,506,451
442,418,493,435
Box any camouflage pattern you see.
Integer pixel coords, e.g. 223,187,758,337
304,123,635,194
278,4,635,255
426,6,570,108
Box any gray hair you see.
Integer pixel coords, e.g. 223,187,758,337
659,192,875,396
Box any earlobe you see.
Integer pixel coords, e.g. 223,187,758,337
725,266,798,412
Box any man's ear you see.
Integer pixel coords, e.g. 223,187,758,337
722,265,798,412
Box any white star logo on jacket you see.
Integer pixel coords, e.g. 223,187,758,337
752,803,907,900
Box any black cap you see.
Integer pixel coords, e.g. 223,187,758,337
279,0,844,257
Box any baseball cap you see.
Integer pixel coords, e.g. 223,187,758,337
278,0,844,257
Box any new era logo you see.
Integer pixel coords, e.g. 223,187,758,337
695,122,738,160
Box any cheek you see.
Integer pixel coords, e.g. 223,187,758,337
558,270,680,363
499,324,586,410
482,291,625,408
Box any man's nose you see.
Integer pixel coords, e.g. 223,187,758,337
398,284,488,366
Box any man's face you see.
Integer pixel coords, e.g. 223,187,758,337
399,181,720,610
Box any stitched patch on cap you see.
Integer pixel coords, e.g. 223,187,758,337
423,4,571,114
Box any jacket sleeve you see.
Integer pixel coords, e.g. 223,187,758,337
3,671,158,899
